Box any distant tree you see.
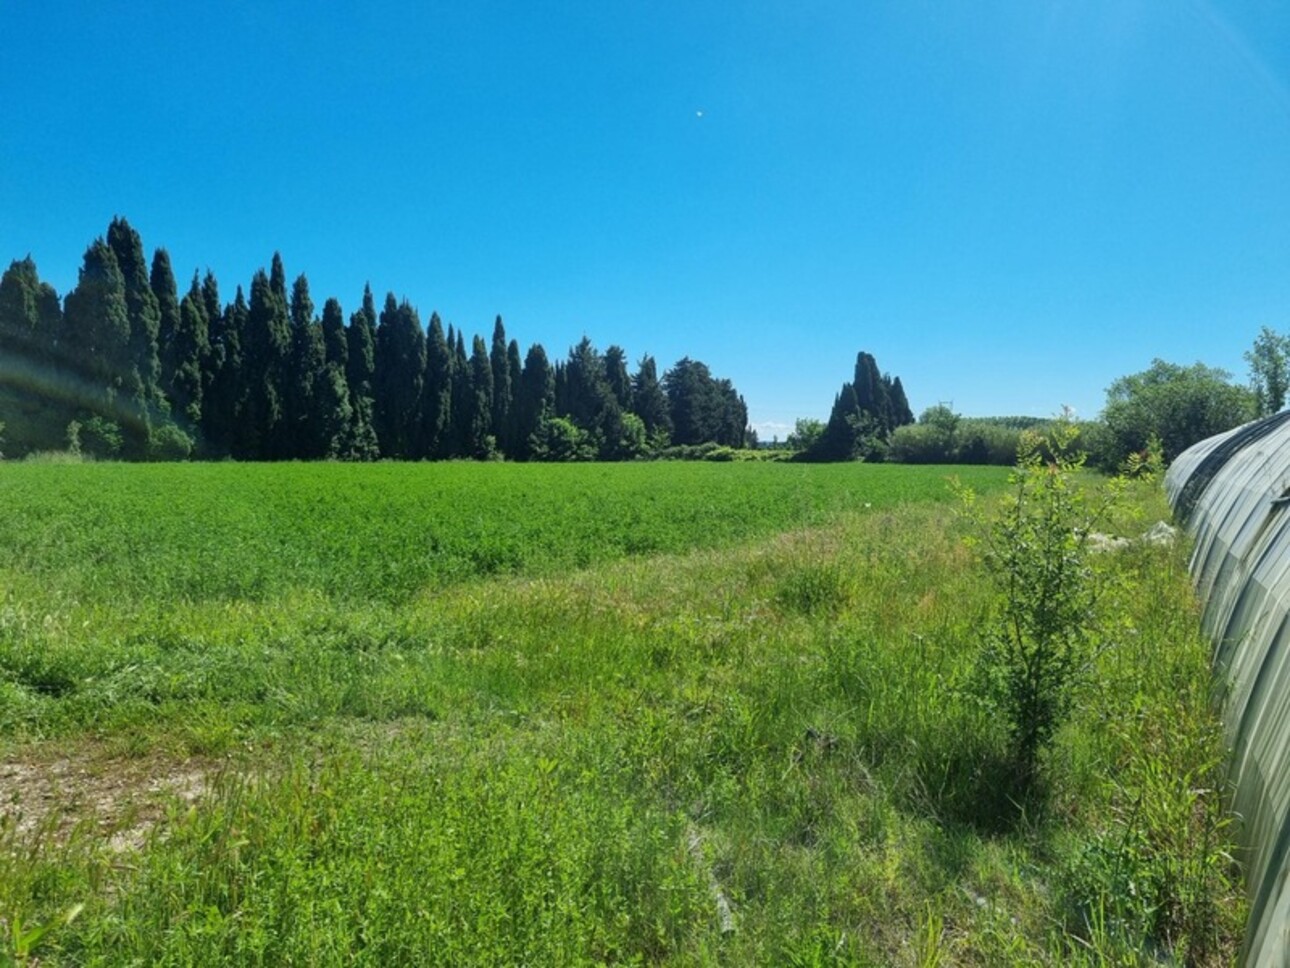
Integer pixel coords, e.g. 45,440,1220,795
852,352,889,435
516,343,554,459
505,338,523,455
466,334,495,457
287,274,325,457
664,357,746,448
489,316,512,453
631,355,671,447
421,313,453,458
0,256,65,454
1245,326,1290,417
314,297,355,458
373,294,426,458
805,351,910,461
449,328,470,456
786,417,824,452
239,268,291,459
321,297,347,371
106,218,163,453
151,249,181,400
168,273,210,430
1101,359,1256,467
345,284,379,458
62,238,136,456
203,285,247,456
889,375,915,427
810,383,866,461
604,345,632,411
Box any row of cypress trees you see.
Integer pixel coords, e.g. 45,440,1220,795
0,219,750,461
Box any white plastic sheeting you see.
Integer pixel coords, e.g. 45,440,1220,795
1166,411,1290,966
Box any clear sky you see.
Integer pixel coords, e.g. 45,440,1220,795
4,1,1290,440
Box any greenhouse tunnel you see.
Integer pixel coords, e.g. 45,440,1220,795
1166,410,1290,966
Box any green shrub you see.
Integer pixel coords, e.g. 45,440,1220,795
962,421,1118,786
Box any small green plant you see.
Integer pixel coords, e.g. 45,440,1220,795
1121,434,1165,481
1,903,83,966
962,420,1119,787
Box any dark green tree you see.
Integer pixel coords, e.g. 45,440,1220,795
665,357,745,447
240,268,291,459
1101,359,1256,466
563,337,622,455
505,338,523,456
62,239,136,457
168,273,210,430
489,316,513,454
314,297,358,458
604,345,632,412
467,334,495,457
203,285,247,456
852,352,889,435
889,375,914,428
421,313,453,458
516,343,554,459
344,284,379,459
630,355,671,447
105,218,163,454
0,257,65,454
151,248,181,402
449,328,470,456
287,274,325,457
373,294,426,458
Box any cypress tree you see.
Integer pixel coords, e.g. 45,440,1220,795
198,270,222,409
269,252,287,305
344,284,379,459
889,376,914,427
203,286,247,456
372,294,425,458
467,334,494,457
201,270,222,338
0,257,65,454
62,239,134,455
505,338,523,456
241,269,291,459
151,248,181,401
287,274,324,457
489,316,512,453
0,258,57,371
169,274,210,430
630,354,671,445
312,297,354,457
853,352,889,434
421,312,452,458
517,343,554,459
605,345,632,411
449,328,470,456
321,297,347,371
812,383,862,460
105,218,162,453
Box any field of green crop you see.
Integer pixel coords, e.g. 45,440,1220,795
0,462,1245,965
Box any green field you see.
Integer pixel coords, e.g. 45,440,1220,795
0,462,1244,964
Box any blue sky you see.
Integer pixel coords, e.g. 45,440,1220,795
4,1,1290,440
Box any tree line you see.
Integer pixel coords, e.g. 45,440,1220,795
0,219,750,461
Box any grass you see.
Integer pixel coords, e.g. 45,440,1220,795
0,462,1245,964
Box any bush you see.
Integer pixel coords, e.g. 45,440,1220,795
149,423,194,461
961,420,1119,786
